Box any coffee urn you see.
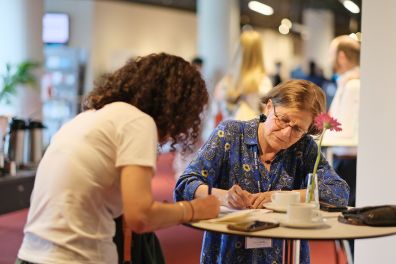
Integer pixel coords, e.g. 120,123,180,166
4,118,26,168
23,120,45,166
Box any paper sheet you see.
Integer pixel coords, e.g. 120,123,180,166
209,207,272,223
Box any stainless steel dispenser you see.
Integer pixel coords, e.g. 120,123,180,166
4,118,26,168
23,120,45,166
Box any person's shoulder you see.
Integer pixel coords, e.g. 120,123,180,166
104,101,136,111
217,119,241,129
292,135,316,150
217,118,258,135
218,118,253,128
215,119,242,134
103,102,155,125
345,78,360,90
104,102,145,116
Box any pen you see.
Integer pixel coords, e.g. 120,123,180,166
208,176,212,195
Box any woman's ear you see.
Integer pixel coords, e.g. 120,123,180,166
264,99,273,116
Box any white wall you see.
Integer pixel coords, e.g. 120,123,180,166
0,0,43,65
260,29,295,79
46,1,197,92
303,8,334,78
355,0,396,263
197,0,239,93
91,1,197,79
0,0,43,119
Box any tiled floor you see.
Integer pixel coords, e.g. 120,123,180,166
0,153,346,264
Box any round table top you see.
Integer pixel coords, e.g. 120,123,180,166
189,211,396,240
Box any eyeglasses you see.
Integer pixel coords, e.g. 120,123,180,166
272,105,308,138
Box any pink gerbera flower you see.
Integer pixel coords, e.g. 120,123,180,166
307,112,342,203
314,113,342,132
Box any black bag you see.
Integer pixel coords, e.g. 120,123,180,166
113,216,166,264
338,205,396,226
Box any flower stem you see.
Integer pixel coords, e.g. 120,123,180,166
308,129,326,203
313,129,326,176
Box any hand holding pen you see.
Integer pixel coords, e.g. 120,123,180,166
208,175,213,195
225,184,253,209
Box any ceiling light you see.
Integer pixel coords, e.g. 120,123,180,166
248,1,274,16
281,18,292,29
278,24,289,35
341,0,360,14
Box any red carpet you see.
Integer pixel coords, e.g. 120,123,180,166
0,153,346,264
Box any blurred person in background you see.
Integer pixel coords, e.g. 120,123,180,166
214,29,273,121
304,60,327,88
175,80,349,264
322,35,360,259
322,35,360,207
272,61,283,86
16,53,220,264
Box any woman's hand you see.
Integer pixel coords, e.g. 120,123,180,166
190,195,220,220
249,191,276,209
225,185,253,209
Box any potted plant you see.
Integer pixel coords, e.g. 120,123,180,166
0,60,40,103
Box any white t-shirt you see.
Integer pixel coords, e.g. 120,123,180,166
18,102,158,264
322,67,360,156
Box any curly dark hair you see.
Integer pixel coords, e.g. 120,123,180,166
83,53,208,152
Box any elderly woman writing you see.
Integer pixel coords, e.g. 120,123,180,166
174,79,349,264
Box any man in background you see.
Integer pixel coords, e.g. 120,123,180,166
323,35,360,207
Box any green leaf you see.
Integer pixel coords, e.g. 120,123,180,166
0,60,40,103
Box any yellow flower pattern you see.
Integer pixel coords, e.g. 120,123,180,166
201,170,208,177
224,143,231,151
242,164,250,172
217,130,225,137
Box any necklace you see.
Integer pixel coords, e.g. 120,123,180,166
260,154,274,165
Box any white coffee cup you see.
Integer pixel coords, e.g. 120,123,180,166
271,191,300,207
287,203,322,223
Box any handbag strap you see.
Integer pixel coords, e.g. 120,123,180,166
123,217,132,264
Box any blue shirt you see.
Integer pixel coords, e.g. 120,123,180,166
174,119,349,264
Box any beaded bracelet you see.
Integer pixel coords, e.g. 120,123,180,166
178,201,194,222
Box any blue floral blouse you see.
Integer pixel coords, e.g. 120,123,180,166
174,119,349,264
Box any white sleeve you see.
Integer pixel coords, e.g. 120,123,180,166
115,115,158,170
322,79,360,146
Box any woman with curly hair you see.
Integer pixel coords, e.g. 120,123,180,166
17,53,220,264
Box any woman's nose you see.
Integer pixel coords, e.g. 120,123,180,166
280,125,293,138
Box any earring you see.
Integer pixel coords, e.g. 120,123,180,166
259,114,267,122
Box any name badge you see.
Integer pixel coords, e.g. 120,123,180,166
245,237,272,249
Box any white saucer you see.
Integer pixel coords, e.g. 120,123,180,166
280,219,327,229
263,202,287,212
